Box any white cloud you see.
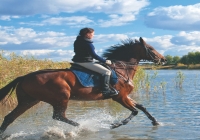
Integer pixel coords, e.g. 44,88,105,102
19,16,94,27
164,45,200,56
0,26,75,49
0,0,149,15
137,33,200,56
145,3,200,31
19,22,44,26
171,31,200,46
95,34,129,43
18,49,74,61
0,16,11,20
141,35,173,50
99,13,136,27
0,15,20,21
42,16,94,26
1,26,200,61
0,26,130,51
21,49,55,56
0,0,149,28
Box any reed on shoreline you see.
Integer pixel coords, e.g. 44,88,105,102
0,51,71,106
140,63,200,70
0,51,70,87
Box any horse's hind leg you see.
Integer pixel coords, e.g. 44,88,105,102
0,100,39,134
52,102,79,127
0,86,39,134
135,104,159,126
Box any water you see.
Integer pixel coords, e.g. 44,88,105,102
0,70,200,140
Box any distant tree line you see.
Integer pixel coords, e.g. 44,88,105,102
165,51,200,65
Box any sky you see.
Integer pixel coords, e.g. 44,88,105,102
0,0,200,61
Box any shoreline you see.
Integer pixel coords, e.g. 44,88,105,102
140,65,200,70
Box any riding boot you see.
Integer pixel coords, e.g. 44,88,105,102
101,75,118,96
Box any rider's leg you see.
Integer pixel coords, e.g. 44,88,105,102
101,74,118,96
76,62,118,96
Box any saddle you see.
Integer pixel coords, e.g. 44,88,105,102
69,63,118,87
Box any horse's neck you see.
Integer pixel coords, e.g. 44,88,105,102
128,58,139,79
129,65,138,79
125,65,138,80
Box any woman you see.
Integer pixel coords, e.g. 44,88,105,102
72,27,118,97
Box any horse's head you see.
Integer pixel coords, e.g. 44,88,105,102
103,37,167,65
136,37,167,64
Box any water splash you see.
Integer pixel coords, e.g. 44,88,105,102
2,108,117,140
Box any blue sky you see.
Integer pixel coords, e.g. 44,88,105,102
0,0,200,61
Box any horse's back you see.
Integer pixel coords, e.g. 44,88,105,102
20,69,104,102
20,69,74,103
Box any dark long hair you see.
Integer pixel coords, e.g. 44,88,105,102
79,27,94,37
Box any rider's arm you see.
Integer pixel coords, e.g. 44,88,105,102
87,43,106,63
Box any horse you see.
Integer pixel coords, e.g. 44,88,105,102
0,37,166,134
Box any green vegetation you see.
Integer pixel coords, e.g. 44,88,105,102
180,52,200,65
0,51,70,106
141,63,200,70
133,68,160,93
140,51,200,70
141,51,200,70
165,55,181,65
165,51,200,65
174,70,185,89
0,51,70,89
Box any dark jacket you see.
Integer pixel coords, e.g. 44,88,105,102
72,36,106,63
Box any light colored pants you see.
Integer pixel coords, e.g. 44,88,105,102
76,62,111,75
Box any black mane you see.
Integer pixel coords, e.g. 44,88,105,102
102,38,137,61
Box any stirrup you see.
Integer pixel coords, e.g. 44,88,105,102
110,87,119,96
102,87,119,96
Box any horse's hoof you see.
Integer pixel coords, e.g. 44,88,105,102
152,121,159,126
0,131,3,138
73,122,80,127
0,130,3,135
110,123,123,129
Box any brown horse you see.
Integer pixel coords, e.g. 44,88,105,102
0,37,166,134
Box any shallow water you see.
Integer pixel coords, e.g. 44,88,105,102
0,70,200,140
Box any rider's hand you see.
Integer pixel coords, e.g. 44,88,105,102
105,60,112,65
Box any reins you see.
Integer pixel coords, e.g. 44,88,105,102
111,61,138,83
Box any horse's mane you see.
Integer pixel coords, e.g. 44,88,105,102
102,38,137,60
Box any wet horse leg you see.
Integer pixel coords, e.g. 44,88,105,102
111,96,159,129
111,96,138,129
135,104,159,125
0,100,39,134
52,101,79,127
0,84,39,135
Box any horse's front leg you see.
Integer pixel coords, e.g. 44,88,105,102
127,97,159,126
135,104,159,126
111,96,159,129
111,96,138,129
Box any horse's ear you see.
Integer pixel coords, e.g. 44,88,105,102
139,37,143,43
135,39,139,43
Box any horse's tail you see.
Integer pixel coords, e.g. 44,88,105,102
0,76,24,102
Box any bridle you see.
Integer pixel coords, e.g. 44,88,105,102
141,42,162,64
109,42,162,83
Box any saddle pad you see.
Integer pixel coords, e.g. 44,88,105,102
70,68,118,87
